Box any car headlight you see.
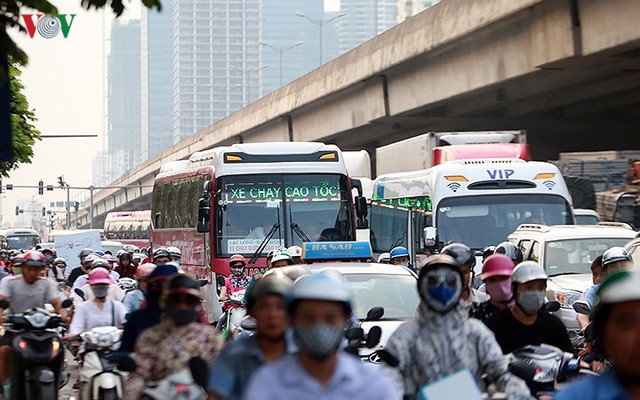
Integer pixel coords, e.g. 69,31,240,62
554,290,581,308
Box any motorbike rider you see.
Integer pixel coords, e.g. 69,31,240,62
244,271,399,399
390,246,412,268
152,248,171,265
0,249,9,272
494,242,524,265
123,262,156,314
117,263,179,356
115,251,138,279
378,252,391,264
469,253,516,323
553,269,640,400
167,246,182,266
216,255,250,334
123,274,223,399
52,257,67,280
67,248,95,283
382,254,531,399
0,254,22,287
207,274,296,400
583,247,633,309
0,251,70,389
287,246,303,265
486,261,573,354
72,257,118,290
441,243,488,311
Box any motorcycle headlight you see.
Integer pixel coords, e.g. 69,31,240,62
554,290,581,309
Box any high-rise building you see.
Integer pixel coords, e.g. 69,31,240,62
261,0,323,94
336,0,397,56
106,19,142,180
141,2,175,159
397,0,440,23
171,0,262,142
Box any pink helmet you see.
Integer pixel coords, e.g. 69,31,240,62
88,267,112,285
135,263,157,279
481,254,515,281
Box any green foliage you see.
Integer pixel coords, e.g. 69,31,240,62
0,0,162,64
0,57,41,177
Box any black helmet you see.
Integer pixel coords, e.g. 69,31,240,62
245,275,292,311
153,248,170,261
79,248,94,259
119,252,132,262
164,274,201,299
417,254,462,304
441,243,476,269
494,242,524,265
482,246,496,260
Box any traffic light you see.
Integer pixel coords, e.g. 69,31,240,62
38,180,44,195
15,206,19,216
42,207,46,217
74,201,80,212
0,178,2,193
58,176,65,187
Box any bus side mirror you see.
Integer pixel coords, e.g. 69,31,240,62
355,196,368,229
196,196,211,233
423,227,437,247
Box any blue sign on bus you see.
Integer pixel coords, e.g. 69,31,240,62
302,241,373,261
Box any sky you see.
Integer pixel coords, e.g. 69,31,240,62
1,0,338,226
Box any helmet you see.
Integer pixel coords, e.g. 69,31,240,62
266,249,276,259
88,267,112,285
602,246,633,267
593,270,640,325
494,242,524,265
152,248,170,261
11,255,24,267
79,248,94,259
53,257,67,267
115,250,126,258
164,274,201,299
264,265,310,282
135,263,157,279
271,251,293,265
482,246,496,260
441,243,476,269
418,254,462,281
245,275,292,310
390,246,410,260
417,254,463,308
167,246,182,259
288,271,352,314
287,246,303,258
41,248,57,257
512,261,548,284
123,245,135,253
481,254,515,281
22,251,46,268
377,252,391,263
91,258,110,270
229,254,246,267
82,254,99,266
147,264,179,283
104,254,118,264
118,252,132,261
94,251,105,257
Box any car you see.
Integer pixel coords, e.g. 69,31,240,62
508,224,637,346
624,233,640,270
573,209,601,225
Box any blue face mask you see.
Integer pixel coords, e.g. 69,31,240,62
45,254,54,262
420,267,462,314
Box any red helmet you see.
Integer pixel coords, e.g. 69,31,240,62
229,254,246,267
481,254,515,281
135,263,157,279
22,251,46,268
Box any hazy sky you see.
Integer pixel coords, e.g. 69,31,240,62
1,0,337,226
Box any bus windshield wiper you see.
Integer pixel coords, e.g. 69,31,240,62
249,223,280,265
290,223,310,242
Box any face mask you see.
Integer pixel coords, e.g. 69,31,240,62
92,285,109,299
486,279,513,308
399,262,409,268
45,255,53,262
230,267,244,276
293,323,344,359
165,308,197,326
517,290,545,314
419,267,462,314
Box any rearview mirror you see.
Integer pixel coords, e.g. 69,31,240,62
74,288,86,301
366,326,382,348
423,227,437,247
198,279,208,288
240,316,257,331
345,327,365,341
543,300,561,313
573,301,591,315
196,196,211,233
365,307,384,321
61,299,73,309
216,275,226,287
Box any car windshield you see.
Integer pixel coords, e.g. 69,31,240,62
6,235,40,250
436,194,573,250
545,237,634,275
216,174,354,257
344,273,419,320
369,197,431,253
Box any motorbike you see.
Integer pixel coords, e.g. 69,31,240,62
220,289,246,341
0,298,73,400
78,326,125,400
117,277,137,292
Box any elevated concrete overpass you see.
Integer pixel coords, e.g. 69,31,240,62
76,0,640,228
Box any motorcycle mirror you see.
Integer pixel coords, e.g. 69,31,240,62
573,301,591,315
240,316,257,331
365,326,382,348
116,356,137,372
543,300,561,313
198,279,208,287
365,307,384,321
189,356,209,389
0,299,9,309
345,327,364,341
509,359,537,382
74,288,86,301
61,299,73,309
216,276,226,287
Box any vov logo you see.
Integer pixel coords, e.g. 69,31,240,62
21,14,77,39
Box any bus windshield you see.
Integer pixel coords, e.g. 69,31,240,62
436,194,573,250
215,174,354,256
369,197,431,253
6,235,40,250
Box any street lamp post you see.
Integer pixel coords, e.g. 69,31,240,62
229,65,269,105
260,41,304,87
295,12,346,65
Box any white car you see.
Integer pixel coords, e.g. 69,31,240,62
508,224,637,345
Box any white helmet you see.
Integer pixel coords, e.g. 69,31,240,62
377,252,391,263
271,251,293,265
287,246,303,258
287,271,352,314
167,246,182,259
512,261,548,284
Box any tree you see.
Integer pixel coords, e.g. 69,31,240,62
0,56,41,177
1,0,161,65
